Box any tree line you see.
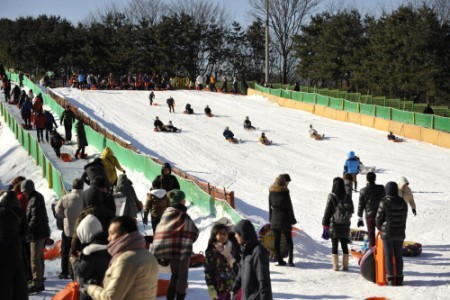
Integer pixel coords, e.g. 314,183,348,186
0,0,448,104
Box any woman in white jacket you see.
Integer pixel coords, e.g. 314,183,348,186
398,177,417,216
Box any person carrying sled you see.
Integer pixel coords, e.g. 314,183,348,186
149,91,155,106
259,132,271,145
243,116,256,130
322,177,354,271
269,174,296,266
60,106,76,143
343,151,360,191
357,172,385,247
204,105,212,117
50,129,65,158
376,182,408,286
223,127,238,143
184,103,194,114
154,116,164,131
167,96,175,113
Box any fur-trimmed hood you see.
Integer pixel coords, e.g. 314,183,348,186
269,184,289,193
82,243,108,256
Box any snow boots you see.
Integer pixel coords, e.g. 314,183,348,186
386,274,404,286
332,254,339,271
386,275,395,286
342,254,349,271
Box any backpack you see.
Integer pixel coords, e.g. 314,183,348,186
331,193,352,224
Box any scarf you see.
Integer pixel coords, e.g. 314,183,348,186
108,230,145,265
214,240,235,267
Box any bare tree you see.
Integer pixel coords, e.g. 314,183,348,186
125,0,168,26
420,0,450,25
249,0,322,83
167,0,229,25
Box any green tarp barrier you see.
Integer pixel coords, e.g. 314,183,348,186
415,113,433,128
434,115,450,132
316,95,329,106
343,100,359,113
281,90,291,99
329,97,343,110
391,109,414,125
303,93,315,104
359,103,376,116
375,106,391,119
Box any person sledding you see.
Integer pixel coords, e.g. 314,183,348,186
387,131,402,142
223,126,239,143
309,124,324,140
259,132,272,145
163,121,181,133
204,105,213,117
243,116,256,130
184,103,194,114
154,116,164,132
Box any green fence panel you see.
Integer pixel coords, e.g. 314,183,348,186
361,95,373,104
360,103,376,116
434,115,450,132
300,86,311,93
414,113,433,128
391,109,414,124
29,137,37,161
372,97,386,107
385,99,401,109
413,103,427,113
51,167,64,198
84,126,106,150
434,107,449,117
316,94,329,106
329,97,343,110
303,93,316,104
270,89,282,97
181,180,215,213
400,101,414,111
281,89,291,99
344,100,359,113
376,106,391,119
292,91,302,102
347,93,361,102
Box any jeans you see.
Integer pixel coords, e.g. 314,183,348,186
331,238,349,254
383,239,404,276
366,216,376,247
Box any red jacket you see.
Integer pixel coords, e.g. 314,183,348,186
34,113,46,129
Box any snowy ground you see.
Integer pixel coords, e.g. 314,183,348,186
1,87,450,299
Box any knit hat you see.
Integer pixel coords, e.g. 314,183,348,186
385,181,398,196
20,179,35,193
168,189,185,206
150,189,167,198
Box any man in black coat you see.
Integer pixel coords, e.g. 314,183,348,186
154,116,164,131
357,172,386,247
21,179,50,294
233,219,272,300
152,163,180,192
166,96,175,113
75,119,88,159
376,182,408,286
60,105,76,142
81,158,110,188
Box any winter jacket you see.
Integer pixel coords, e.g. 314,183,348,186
116,174,139,218
0,240,28,300
26,190,50,241
358,183,386,218
101,147,124,185
344,151,360,175
268,185,296,231
322,193,354,239
204,241,240,297
50,131,65,149
0,193,28,251
223,129,234,139
60,109,75,126
32,97,43,112
152,204,199,260
87,248,158,300
44,111,57,129
243,119,252,129
398,177,416,210
151,163,180,192
76,121,88,147
144,189,169,220
13,183,28,212
81,158,109,187
20,100,32,114
376,195,408,241
232,220,272,300
154,119,163,129
55,189,84,237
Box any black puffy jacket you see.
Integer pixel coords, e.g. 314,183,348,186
376,195,408,240
322,193,354,239
358,183,386,218
26,191,50,241
152,163,180,192
269,185,296,231
81,158,109,187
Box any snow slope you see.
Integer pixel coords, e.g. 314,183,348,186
2,86,450,299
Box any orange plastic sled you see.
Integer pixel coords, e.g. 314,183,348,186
157,279,170,297
375,233,386,286
44,240,61,260
51,282,80,300
60,153,72,162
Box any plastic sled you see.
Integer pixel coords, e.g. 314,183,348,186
157,279,170,297
206,113,214,117
351,249,365,260
349,228,368,242
360,246,376,282
257,223,288,261
152,102,159,106
375,233,387,286
44,239,61,260
60,153,72,162
51,281,80,300
189,252,206,267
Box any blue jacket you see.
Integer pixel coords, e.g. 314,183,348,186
344,151,360,174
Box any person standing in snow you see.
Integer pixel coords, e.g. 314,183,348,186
167,96,175,113
80,158,110,188
232,76,238,94
75,119,88,159
149,90,155,105
204,223,240,300
204,105,212,117
115,174,142,219
322,177,354,271
33,110,46,143
376,182,408,286
343,151,360,191
152,190,199,300
100,147,126,189
20,97,33,128
60,106,76,143
44,110,57,143
143,187,169,232
50,129,65,158
398,177,417,216
232,219,272,300
151,162,180,192
269,174,296,266
357,172,385,247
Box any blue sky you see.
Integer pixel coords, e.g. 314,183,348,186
0,0,407,26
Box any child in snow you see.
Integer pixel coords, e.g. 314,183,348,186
343,151,360,191
143,187,169,232
322,177,354,271
259,132,271,145
184,103,194,114
223,127,238,143
154,116,164,131
243,116,256,130
309,124,324,140
204,223,240,300
167,96,175,113
204,105,212,117
50,129,65,157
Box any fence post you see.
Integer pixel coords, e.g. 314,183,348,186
48,162,53,189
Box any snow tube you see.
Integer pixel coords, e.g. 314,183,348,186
44,240,61,260
257,223,288,262
403,241,422,257
157,279,170,297
360,246,376,283
51,281,80,300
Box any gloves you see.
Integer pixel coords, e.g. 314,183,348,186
207,285,217,299
357,218,364,228
321,226,330,240
412,209,416,216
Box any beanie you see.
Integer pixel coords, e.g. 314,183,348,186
20,179,35,193
168,189,185,206
385,181,398,196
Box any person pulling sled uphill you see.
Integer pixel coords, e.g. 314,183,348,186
184,103,194,114
309,124,324,140
50,129,65,158
204,105,212,117
167,96,175,113
223,127,238,143
44,110,58,142
343,151,360,191
20,98,33,129
60,106,76,143
243,116,256,130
